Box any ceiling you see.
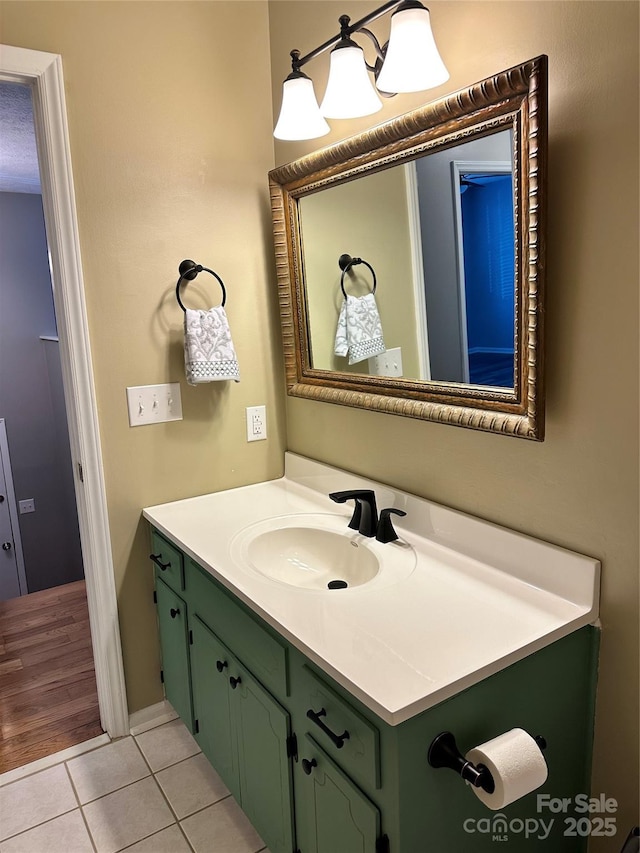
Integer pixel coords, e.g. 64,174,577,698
0,81,41,194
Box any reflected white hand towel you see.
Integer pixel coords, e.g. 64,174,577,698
334,293,386,365
184,306,240,384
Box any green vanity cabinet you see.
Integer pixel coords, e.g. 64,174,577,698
189,612,295,853
150,529,598,853
154,577,193,731
150,530,184,591
189,614,240,799
294,733,382,853
232,654,295,853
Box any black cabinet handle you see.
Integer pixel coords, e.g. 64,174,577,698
229,675,242,689
170,607,180,619
216,660,228,673
150,553,171,572
306,708,350,749
301,758,317,775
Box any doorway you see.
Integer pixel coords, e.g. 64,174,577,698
0,45,128,764
0,80,100,769
0,99,84,596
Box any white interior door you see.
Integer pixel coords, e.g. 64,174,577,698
0,418,28,600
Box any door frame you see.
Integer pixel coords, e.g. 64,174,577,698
1,45,129,737
403,161,432,381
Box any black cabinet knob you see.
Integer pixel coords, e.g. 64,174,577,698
216,660,228,673
169,607,180,619
302,758,317,775
2,542,11,551
229,675,242,689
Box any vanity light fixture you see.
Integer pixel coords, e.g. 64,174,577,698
273,0,449,141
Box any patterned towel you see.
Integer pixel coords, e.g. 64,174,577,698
184,306,240,385
334,293,386,365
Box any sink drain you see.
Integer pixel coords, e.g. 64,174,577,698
327,579,348,590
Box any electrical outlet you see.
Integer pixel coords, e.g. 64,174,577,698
19,498,35,514
126,383,183,426
246,405,267,442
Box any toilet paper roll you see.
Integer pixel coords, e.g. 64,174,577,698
465,728,548,811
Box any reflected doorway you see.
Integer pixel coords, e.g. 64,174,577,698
452,161,515,387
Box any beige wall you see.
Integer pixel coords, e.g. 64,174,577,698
2,1,286,712
270,0,639,843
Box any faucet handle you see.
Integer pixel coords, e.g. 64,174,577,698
376,508,407,543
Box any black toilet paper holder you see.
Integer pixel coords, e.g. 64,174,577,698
427,731,547,795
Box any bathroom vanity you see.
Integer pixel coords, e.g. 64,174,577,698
143,454,599,853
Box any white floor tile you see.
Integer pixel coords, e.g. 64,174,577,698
119,824,191,852
0,809,93,853
67,737,150,804
82,776,174,853
0,764,77,841
134,719,200,772
156,752,230,819
181,798,265,853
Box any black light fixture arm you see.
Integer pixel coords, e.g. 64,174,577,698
357,27,386,65
289,0,422,74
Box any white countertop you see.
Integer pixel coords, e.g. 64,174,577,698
143,453,600,726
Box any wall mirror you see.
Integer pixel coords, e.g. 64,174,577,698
269,56,547,439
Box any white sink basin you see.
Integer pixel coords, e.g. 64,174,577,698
230,513,416,591
245,526,379,590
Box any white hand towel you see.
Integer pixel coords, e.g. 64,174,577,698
334,293,386,365
184,306,240,385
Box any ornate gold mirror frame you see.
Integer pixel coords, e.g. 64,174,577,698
269,56,547,440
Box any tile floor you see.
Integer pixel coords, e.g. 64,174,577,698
0,719,268,853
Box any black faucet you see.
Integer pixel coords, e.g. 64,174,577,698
329,489,378,537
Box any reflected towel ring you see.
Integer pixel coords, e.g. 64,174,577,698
175,259,227,311
338,253,377,299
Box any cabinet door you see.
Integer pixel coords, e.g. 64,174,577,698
234,663,295,853
190,616,241,801
155,578,192,730
296,735,380,853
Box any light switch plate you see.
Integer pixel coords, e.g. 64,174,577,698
126,383,183,426
368,347,403,378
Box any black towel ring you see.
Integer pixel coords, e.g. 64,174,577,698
338,253,377,299
175,259,227,312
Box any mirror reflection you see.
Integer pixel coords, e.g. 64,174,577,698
299,128,515,388
269,56,547,440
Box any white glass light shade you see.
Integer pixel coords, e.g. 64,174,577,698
376,6,449,94
320,46,383,119
273,76,330,141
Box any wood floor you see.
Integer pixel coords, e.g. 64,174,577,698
0,580,103,773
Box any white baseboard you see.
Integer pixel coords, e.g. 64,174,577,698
129,700,178,736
